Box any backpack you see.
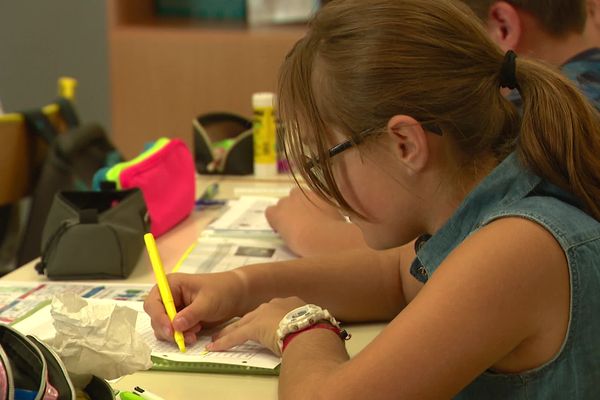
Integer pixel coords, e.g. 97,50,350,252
16,114,119,266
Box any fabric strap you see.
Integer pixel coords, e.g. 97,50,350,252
282,322,349,353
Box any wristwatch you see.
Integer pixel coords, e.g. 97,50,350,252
276,304,347,353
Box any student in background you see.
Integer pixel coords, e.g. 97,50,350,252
266,0,600,258
145,0,600,398
464,0,600,107
586,0,600,43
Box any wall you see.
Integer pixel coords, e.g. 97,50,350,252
0,0,110,130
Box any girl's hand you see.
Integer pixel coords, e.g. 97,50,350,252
143,271,249,345
207,297,307,356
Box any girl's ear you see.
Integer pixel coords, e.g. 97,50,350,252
386,115,429,174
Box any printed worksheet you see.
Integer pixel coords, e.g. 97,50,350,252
177,235,296,274
0,282,151,324
207,196,279,235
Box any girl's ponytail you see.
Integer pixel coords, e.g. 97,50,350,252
514,57,600,219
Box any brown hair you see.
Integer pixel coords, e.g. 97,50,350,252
462,0,587,36
278,0,600,219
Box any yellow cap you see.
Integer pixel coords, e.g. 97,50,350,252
58,77,77,100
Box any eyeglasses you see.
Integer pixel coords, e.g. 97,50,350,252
303,122,442,193
303,132,369,194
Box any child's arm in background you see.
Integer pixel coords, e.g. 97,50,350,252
266,187,368,257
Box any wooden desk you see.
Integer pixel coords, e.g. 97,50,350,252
1,176,385,399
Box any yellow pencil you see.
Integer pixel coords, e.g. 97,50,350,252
143,233,186,353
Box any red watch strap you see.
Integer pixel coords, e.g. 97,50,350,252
282,323,345,353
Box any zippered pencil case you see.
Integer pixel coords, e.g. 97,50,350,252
118,139,195,237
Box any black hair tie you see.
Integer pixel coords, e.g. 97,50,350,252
499,50,519,90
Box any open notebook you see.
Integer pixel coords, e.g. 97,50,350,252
3,283,281,375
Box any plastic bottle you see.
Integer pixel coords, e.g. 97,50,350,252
252,92,278,177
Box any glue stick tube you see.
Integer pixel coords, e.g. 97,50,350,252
252,92,278,177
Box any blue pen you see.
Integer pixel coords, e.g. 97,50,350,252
195,182,226,208
195,198,227,207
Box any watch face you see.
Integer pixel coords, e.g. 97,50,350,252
291,309,308,319
285,304,318,324
278,304,338,345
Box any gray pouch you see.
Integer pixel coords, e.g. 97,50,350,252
35,189,149,280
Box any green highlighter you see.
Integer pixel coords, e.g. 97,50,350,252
118,391,144,400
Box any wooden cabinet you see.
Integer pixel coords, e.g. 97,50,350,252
107,0,305,157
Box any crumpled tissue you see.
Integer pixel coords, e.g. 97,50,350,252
47,292,152,385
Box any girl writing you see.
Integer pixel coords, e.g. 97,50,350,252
145,0,600,397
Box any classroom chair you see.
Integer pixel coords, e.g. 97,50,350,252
0,77,79,273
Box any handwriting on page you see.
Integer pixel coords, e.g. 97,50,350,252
136,308,280,369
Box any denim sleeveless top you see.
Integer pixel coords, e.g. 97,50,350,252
409,153,600,399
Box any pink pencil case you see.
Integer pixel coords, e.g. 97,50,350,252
119,139,195,237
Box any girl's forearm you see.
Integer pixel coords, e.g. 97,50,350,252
279,328,349,400
238,247,405,322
